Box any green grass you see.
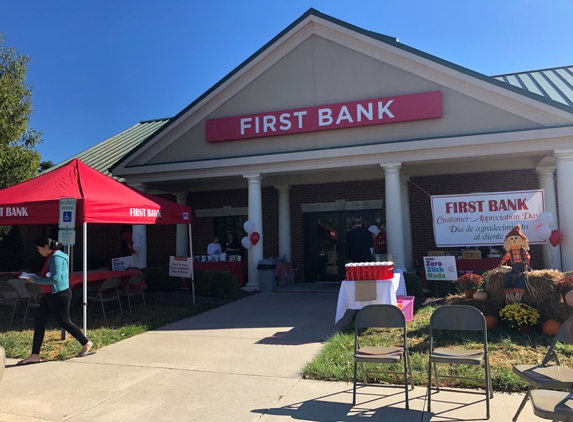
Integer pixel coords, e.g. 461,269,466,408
0,292,226,361
303,302,571,392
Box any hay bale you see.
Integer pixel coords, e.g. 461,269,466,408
549,303,573,323
484,269,562,308
444,295,505,316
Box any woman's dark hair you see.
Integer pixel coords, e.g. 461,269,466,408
36,236,60,250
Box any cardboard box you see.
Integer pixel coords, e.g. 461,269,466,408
427,251,446,256
462,250,482,259
397,295,415,322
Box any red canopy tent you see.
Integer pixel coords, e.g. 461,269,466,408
0,159,193,331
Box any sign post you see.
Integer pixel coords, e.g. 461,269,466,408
169,256,194,305
58,198,77,340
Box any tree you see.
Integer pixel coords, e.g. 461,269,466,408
39,160,53,172
0,33,42,240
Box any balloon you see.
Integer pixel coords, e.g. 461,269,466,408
243,220,255,234
549,230,564,247
537,225,552,240
537,211,554,227
122,232,132,243
250,232,260,246
132,233,142,242
368,225,380,236
241,236,252,249
132,241,142,253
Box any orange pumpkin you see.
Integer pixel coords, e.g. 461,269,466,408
542,319,562,336
485,315,499,330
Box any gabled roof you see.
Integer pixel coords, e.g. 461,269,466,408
110,8,573,172
47,118,170,181
493,65,573,108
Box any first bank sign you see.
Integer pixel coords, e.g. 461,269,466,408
206,91,442,142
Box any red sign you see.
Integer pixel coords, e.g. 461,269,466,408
206,91,441,142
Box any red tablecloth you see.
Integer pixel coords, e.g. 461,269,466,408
193,261,248,287
43,269,143,294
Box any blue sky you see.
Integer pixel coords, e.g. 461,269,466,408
1,0,572,164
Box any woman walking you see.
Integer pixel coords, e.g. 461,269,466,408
18,236,92,365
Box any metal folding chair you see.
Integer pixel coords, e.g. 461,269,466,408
352,304,414,409
0,280,26,328
528,390,573,421
87,276,123,322
123,273,147,314
23,282,44,325
427,305,493,419
512,317,573,421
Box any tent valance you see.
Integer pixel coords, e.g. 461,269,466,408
0,159,191,225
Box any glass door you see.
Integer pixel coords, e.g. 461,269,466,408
304,210,382,282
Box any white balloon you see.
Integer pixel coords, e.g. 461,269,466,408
368,225,380,236
132,241,142,253
132,233,142,242
241,236,252,249
536,225,551,240
536,211,554,227
243,220,255,234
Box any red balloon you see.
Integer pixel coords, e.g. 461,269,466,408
549,230,564,247
122,232,133,243
250,232,260,246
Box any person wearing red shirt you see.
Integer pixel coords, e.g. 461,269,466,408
376,224,387,254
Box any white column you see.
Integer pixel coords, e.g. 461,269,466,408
556,150,573,271
536,166,562,270
175,192,189,257
244,174,264,291
128,183,147,268
382,164,406,269
276,185,292,261
400,176,414,270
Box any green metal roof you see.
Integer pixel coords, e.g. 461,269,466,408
46,118,170,181
493,66,573,108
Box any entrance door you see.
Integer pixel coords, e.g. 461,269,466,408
304,210,382,282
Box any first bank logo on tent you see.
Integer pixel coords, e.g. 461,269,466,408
130,208,162,218
0,207,28,217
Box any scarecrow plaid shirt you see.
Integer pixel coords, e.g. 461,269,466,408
502,247,530,267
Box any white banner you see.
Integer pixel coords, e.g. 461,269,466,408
169,256,192,278
431,189,545,247
111,256,133,271
424,256,458,281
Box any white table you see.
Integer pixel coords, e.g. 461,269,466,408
335,271,407,323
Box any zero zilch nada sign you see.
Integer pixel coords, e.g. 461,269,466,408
206,91,442,142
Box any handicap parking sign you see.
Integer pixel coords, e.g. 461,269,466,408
59,198,77,229
63,211,72,222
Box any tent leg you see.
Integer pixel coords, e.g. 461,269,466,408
83,222,88,335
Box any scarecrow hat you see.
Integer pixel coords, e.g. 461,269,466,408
504,224,529,242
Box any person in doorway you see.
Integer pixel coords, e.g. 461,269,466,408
224,233,241,256
207,235,222,256
18,236,92,365
376,224,387,254
345,219,374,262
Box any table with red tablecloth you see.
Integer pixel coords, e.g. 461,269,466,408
193,261,248,287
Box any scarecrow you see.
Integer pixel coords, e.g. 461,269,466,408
499,224,531,303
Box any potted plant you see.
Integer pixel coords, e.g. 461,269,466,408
454,272,484,298
499,302,540,333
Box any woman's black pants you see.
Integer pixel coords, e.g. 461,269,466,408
32,288,88,354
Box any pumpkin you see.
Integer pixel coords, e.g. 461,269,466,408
485,315,499,330
542,319,562,336
565,290,573,307
473,291,488,300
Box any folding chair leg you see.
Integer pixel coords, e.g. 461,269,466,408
127,294,133,315
404,359,410,410
433,362,440,392
427,360,432,412
116,291,123,317
100,296,107,323
9,302,16,328
407,353,415,390
141,290,146,310
23,298,32,326
353,361,357,406
512,390,530,422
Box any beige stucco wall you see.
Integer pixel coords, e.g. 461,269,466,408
149,35,541,165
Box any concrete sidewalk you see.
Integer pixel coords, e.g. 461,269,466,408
0,291,541,421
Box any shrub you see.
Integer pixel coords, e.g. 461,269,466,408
195,270,240,300
141,266,182,292
500,303,540,330
403,272,424,297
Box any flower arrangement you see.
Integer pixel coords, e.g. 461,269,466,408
557,275,573,297
453,272,484,293
499,303,540,330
